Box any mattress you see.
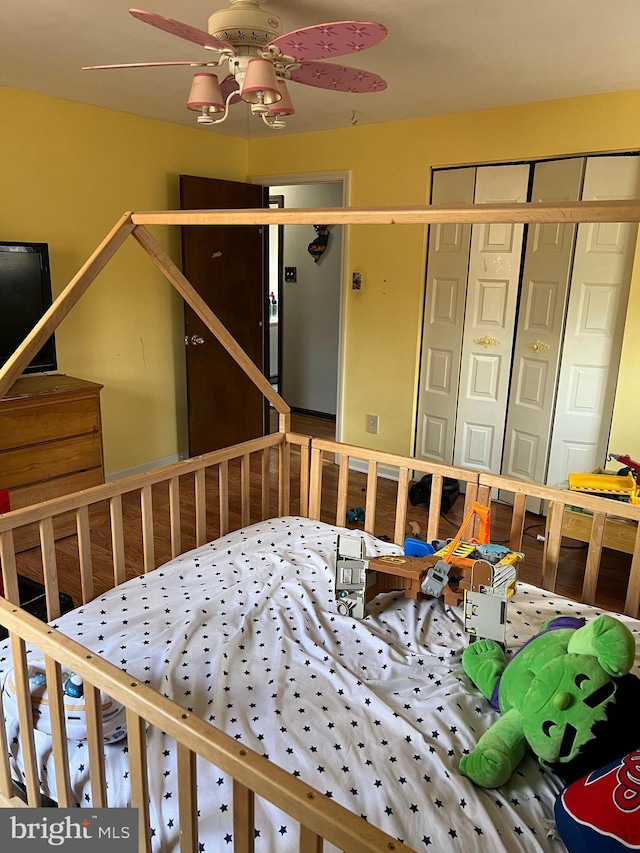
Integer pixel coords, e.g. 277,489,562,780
1,517,639,852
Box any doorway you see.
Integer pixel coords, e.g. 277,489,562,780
180,174,267,456
254,172,348,440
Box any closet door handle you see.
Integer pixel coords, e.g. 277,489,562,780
525,340,550,352
473,336,501,348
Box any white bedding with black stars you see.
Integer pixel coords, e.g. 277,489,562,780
2,517,640,852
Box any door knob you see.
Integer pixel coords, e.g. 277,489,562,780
473,336,501,348
190,335,205,346
525,340,551,352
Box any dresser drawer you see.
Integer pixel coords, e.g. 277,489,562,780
0,394,100,452
0,433,103,490
7,469,109,552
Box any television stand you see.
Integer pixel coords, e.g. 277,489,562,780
0,374,105,551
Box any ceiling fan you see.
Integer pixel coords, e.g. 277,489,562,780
83,1,388,130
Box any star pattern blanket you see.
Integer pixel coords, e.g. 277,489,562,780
2,517,639,852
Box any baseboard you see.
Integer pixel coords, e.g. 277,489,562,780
291,406,336,422
106,452,187,483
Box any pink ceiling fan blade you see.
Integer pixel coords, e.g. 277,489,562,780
129,9,237,55
266,21,387,62
82,60,217,70
289,61,387,93
220,75,241,105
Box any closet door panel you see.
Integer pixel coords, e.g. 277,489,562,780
415,168,475,463
546,155,640,487
502,157,585,485
453,164,530,473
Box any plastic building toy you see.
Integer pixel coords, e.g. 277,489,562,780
568,469,640,504
419,501,522,643
463,557,519,644
334,534,372,617
609,452,640,481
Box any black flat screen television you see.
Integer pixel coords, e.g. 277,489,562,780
0,241,57,375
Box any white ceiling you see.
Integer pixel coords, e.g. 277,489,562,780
2,0,640,139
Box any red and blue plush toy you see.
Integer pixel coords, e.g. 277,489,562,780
459,613,640,848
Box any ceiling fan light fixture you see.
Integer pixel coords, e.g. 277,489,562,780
267,80,295,117
240,58,281,108
187,72,225,115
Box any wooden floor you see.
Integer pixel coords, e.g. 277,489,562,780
11,412,632,615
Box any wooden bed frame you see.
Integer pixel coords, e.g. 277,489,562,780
0,199,640,853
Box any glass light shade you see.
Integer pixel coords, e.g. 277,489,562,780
187,72,224,113
268,80,295,116
240,58,281,105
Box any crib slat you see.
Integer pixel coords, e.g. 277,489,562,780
110,494,127,586
364,461,378,534
127,708,152,853
279,441,291,516
177,743,198,853
9,635,40,805
0,686,13,802
169,476,182,559
195,468,206,547
0,530,20,605
76,506,94,604
394,467,409,546
261,447,271,520
308,448,324,520
299,825,323,853
542,500,565,591
476,484,491,509
219,461,230,537
233,779,255,853
39,517,61,620
582,510,605,605
84,682,107,807
241,453,251,527
141,484,155,572
509,493,527,552
426,473,443,543
299,443,311,519
44,656,73,807
625,524,640,618
336,454,349,526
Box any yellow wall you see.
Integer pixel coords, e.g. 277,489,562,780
249,89,640,460
0,86,248,474
3,85,640,475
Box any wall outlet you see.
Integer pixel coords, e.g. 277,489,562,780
366,413,379,434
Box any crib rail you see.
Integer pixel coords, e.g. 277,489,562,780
478,472,640,617
307,438,640,617
307,438,480,544
2,432,640,853
0,599,411,853
0,432,312,615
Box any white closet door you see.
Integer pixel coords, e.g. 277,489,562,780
546,155,640,488
453,164,530,473
501,157,585,486
415,167,475,463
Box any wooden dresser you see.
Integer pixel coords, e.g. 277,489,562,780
0,374,105,551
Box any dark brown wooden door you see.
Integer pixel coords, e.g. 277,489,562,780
180,175,267,456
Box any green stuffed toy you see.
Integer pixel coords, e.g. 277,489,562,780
459,614,638,788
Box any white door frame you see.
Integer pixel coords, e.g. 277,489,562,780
251,170,350,441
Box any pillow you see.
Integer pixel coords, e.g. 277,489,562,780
554,749,640,851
